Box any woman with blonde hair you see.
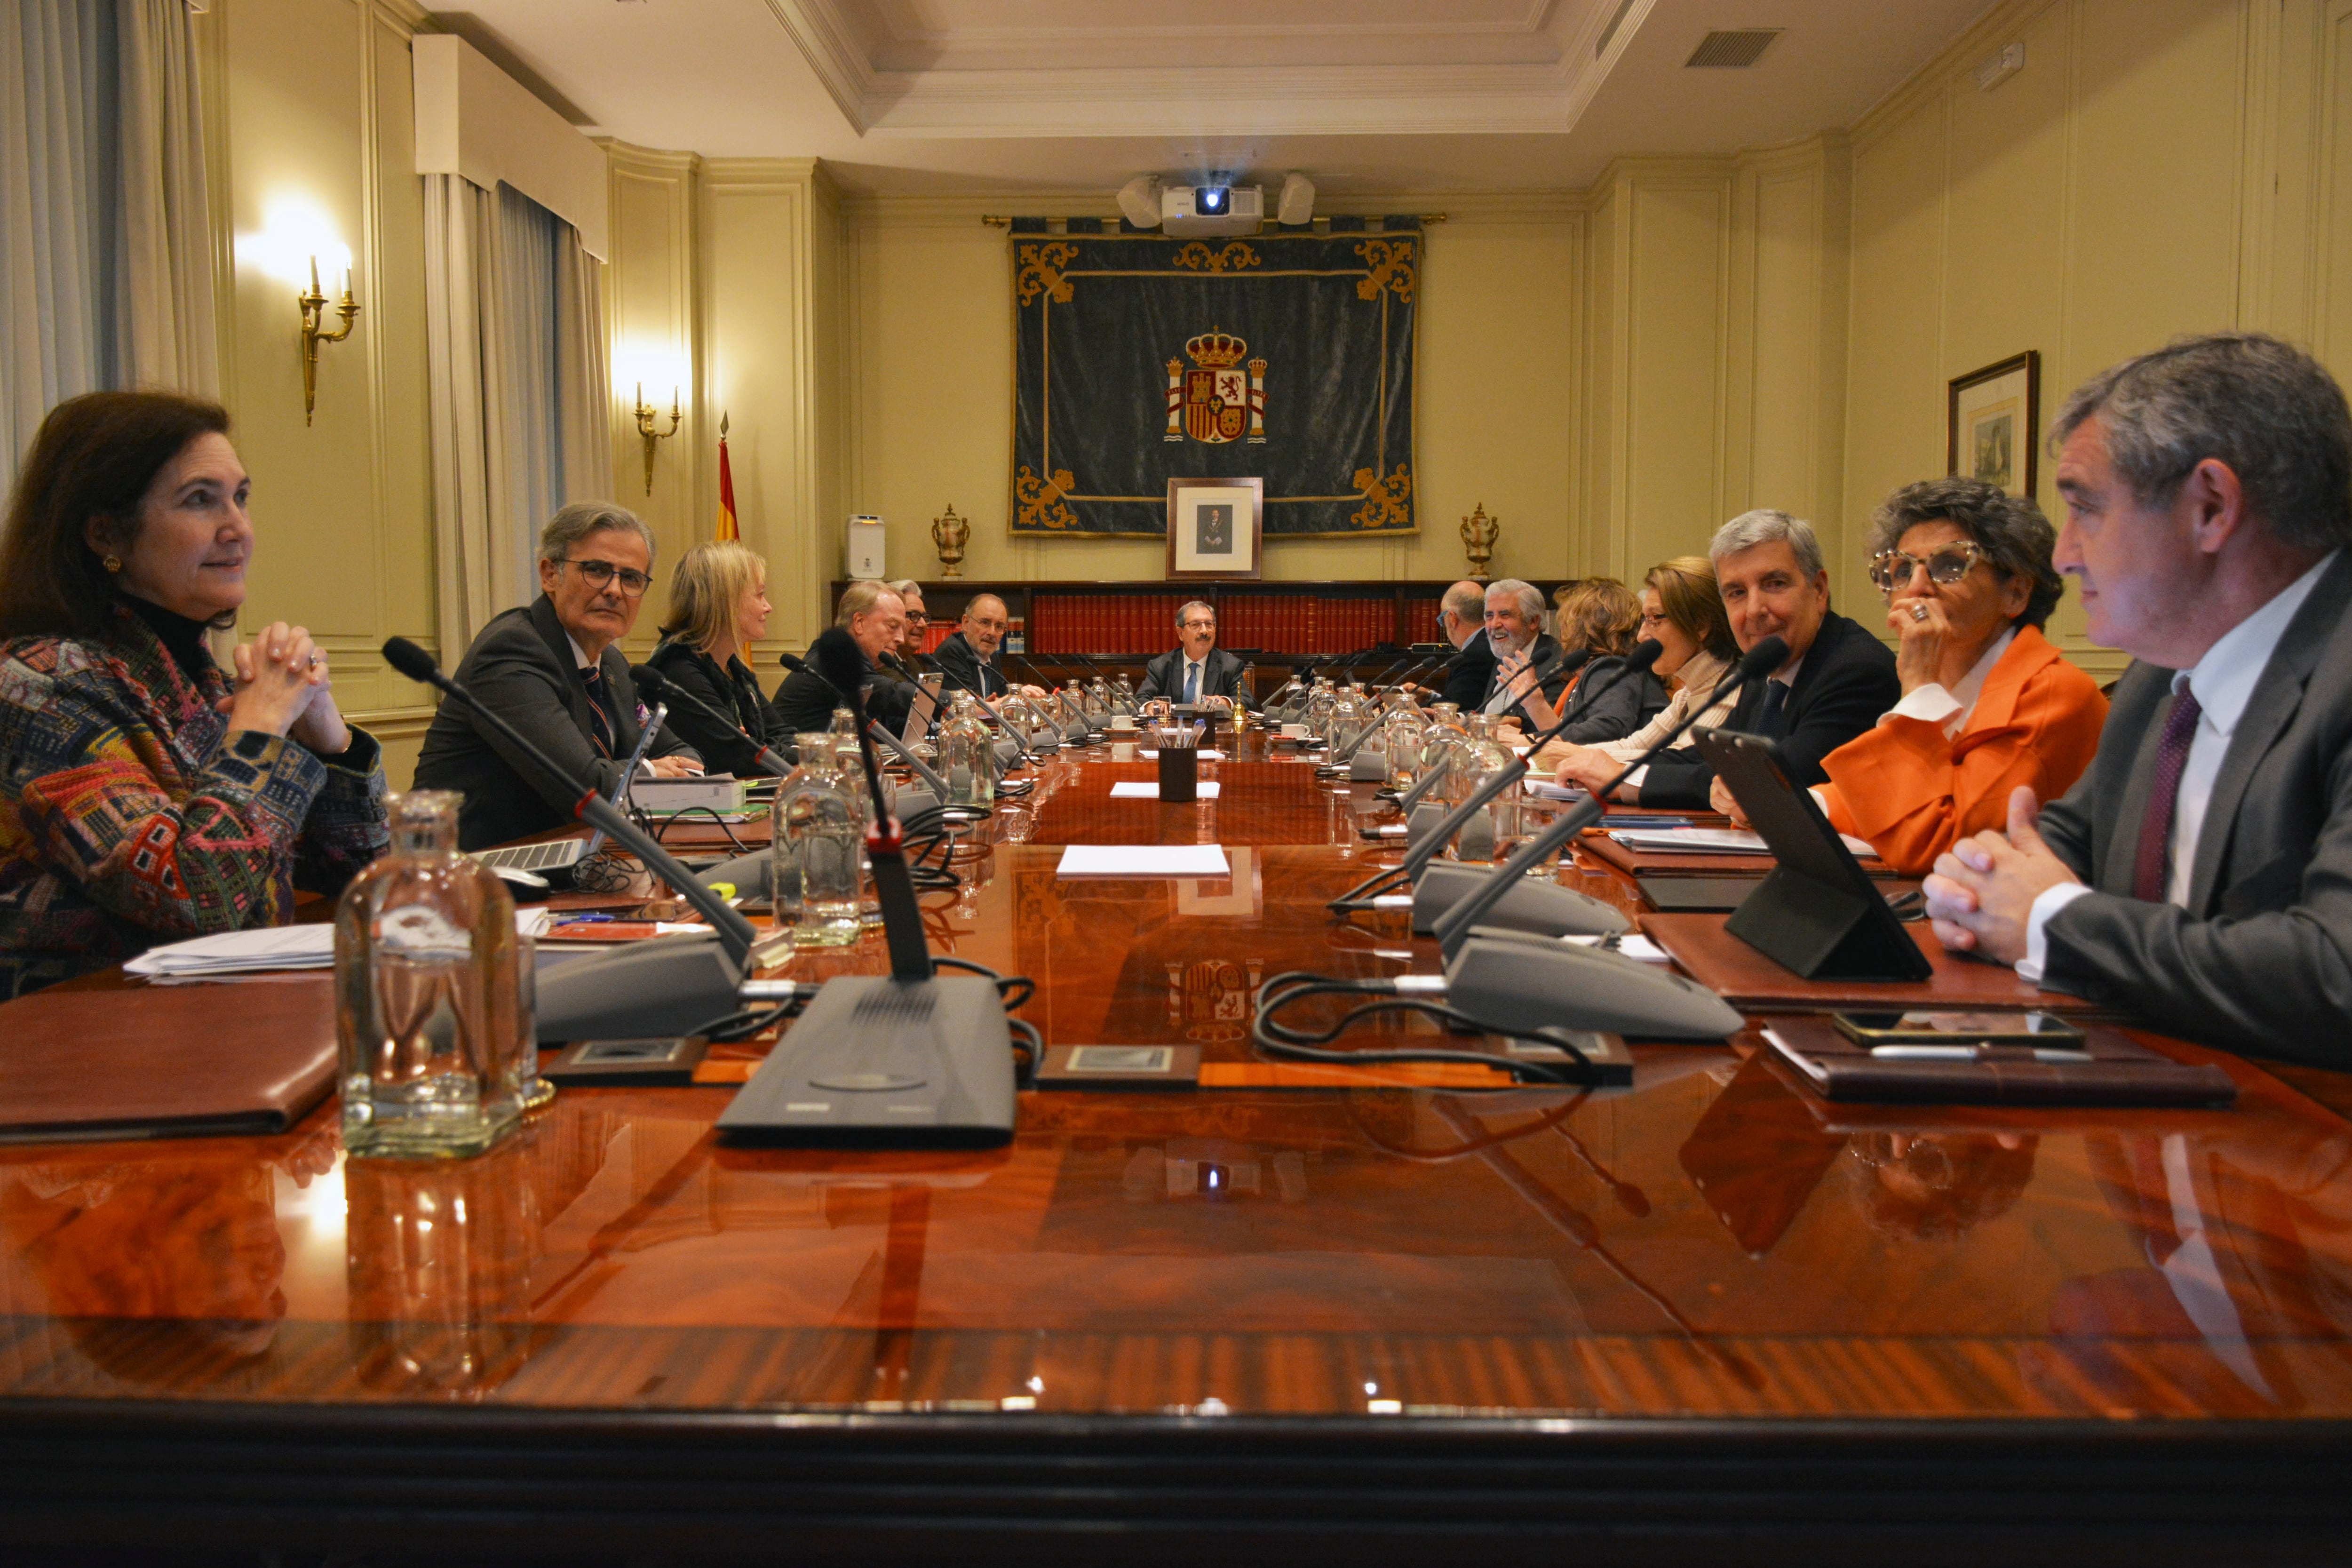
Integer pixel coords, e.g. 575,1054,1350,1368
644,541,794,777
1502,577,1665,745
1539,556,1740,796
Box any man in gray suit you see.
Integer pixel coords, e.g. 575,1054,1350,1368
1925,333,2351,1061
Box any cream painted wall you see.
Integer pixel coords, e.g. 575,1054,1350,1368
205,0,438,785
1841,0,2306,681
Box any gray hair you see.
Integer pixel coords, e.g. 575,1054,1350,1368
1484,578,1544,623
962,592,1008,622
1176,599,1216,628
539,500,655,566
2051,332,2352,550
1710,508,1824,580
835,579,901,629
886,578,925,602
1868,477,2064,630
1440,580,1485,623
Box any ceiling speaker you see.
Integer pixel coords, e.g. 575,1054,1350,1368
1277,172,1315,227
1117,175,1163,230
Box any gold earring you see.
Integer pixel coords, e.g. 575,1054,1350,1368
101,554,122,573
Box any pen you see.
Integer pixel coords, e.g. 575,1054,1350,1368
553,913,616,926
1868,1044,2094,1062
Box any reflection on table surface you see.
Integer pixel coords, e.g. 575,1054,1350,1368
2,733,2349,1428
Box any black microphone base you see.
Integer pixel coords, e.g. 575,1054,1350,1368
536,932,747,1042
1412,860,1630,944
716,975,1015,1147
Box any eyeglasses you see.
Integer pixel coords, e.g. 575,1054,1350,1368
559,557,651,597
904,611,929,625
1870,541,1987,598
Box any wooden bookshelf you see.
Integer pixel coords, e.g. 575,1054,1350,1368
831,579,1566,665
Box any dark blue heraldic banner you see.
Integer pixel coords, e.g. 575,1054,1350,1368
1009,218,1420,538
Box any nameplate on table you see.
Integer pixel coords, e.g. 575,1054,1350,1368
1056,845,1231,877
1108,781,1222,799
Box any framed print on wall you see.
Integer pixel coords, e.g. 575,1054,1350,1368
1166,478,1263,580
1948,351,2042,498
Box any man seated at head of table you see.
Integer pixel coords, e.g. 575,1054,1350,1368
882,579,929,680
642,541,795,780
1495,576,1666,746
1785,478,2107,875
931,592,1047,706
0,392,390,998
413,501,703,851
1554,510,1899,809
1139,600,1253,715
773,579,919,736
1535,556,1740,784
1472,579,1572,729
1925,332,2352,1062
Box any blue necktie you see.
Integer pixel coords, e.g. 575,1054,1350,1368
1182,661,1199,705
1753,679,1789,740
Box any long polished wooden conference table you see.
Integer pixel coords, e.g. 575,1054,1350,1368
3,729,2351,1563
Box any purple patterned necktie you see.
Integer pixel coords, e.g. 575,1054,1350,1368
2131,686,2202,903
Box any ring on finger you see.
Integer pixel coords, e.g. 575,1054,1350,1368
1910,604,1929,622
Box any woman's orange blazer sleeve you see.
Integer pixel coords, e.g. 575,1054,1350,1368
1818,633,2108,876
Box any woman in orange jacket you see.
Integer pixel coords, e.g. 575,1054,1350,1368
1809,478,2107,876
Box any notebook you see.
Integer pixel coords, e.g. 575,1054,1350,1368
0,983,338,1143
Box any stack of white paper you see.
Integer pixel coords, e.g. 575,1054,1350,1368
1136,749,1225,760
1108,781,1222,799
1055,845,1231,877
126,907,552,977
1524,779,1588,802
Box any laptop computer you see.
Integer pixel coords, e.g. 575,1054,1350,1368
472,700,666,878
901,673,946,748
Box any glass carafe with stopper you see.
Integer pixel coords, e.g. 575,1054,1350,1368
1380,700,1427,790
1305,677,1339,744
1422,702,1470,798
336,790,528,1158
939,691,998,808
773,732,863,947
1451,714,1518,862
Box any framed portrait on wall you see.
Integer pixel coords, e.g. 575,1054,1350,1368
1166,478,1264,580
1948,351,2042,498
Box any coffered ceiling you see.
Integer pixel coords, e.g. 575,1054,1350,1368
429,0,2001,193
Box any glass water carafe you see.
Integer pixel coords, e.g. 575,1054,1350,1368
939,691,997,809
774,732,864,947
336,790,528,1159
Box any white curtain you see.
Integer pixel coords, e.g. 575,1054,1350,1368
0,0,217,492
422,175,610,665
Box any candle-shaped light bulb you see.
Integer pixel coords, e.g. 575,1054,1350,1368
308,255,321,297
670,387,680,420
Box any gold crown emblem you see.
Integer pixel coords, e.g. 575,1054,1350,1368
1185,330,1248,369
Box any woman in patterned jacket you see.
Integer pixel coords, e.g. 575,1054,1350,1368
0,392,389,998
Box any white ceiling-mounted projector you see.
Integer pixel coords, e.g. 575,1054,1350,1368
1162,184,1262,238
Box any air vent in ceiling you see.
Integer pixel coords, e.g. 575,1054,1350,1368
1596,0,1640,58
1686,29,1782,68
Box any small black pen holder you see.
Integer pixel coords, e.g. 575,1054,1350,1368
1157,744,1199,802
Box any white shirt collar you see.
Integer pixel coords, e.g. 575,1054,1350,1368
2175,549,2338,734
565,631,597,671
1770,651,1805,688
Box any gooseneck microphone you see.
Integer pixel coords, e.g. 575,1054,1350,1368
629,665,793,779
715,627,1017,1146
1329,639,1665,912
382,637,762,1041
1427,634,1790,957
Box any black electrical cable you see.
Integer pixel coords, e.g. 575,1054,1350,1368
1007,1016,1043,1089
1252,970,1600,1087
649,804,753,855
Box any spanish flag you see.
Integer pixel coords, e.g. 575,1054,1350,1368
715,412,739,541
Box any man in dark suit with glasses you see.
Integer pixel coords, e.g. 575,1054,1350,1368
414,501,702,850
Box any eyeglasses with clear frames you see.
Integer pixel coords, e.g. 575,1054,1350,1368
1870,541,1987,599
559,557,652,597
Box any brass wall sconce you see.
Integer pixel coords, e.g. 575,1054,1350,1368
633,383,682,495
298,256,360,426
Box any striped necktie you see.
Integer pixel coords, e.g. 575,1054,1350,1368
579,663,616,757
